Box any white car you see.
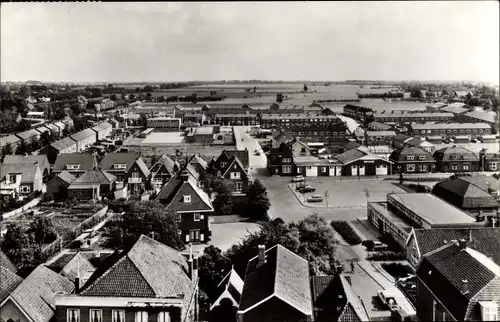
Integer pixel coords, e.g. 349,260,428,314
291,175,305,183
377,289,400,310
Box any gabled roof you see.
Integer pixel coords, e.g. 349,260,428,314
389,146,434,162
56,171,77,184
156,175,213,212
411,227,500,264
432,176,499,209
335,147,391,165
101,152,141,172
238,244,313,316
150,154,179,176
0,266,23,303
221,150,249,169
222,155,249,178
0,163,40,183
70,128,95,142
433,146,479,162
189,154,208,170
51,137,77,151
393,133,410,142
343,141,362,151
70,169,116,186
91,122,112,132
417,243,500,320
3,154,49,172
6,265,74,322
0,249,18,273
80,235,194,299
211,269,244,309
60,252,96,283
16,129,40,140
53,153,97,171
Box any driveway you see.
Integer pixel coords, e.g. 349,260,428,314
233,126,267,171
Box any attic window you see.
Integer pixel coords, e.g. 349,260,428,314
184,195,191,203
221,162,226,168
67,164,80,170
114,164,127,169
406,156,415,161
418,156,426,161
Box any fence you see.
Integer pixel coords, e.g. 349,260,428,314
1,197,41,220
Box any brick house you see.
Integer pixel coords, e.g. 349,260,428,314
433,146,480,172
410,122,492,139
416,240,500,321
100,152,151,195
67,169,117,201
389,146,436,174
479,149,500,172
48,137,79,164
156,171,214,243
266,138,311,176
54,235,199,322
46,171,77,200
150,154,180,189
237,244,313,322
343,104,374,124
211,150,251,196
53,153,98,178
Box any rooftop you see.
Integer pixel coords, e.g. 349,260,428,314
369,202,418,233
411,122,491,130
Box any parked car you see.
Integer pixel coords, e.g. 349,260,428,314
307,195,323,203
377,289,400,310
362,240,389,251
291,175,305,183
299,185,316,193
471,138,477,143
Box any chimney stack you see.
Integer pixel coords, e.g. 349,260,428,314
257,245,266,267
458,239,467,250
461,279,469,294
180,170,189,182
74,277,81,294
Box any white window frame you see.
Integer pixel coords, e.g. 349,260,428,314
451,163,459,170
282,165,291,174
406,156,415,161
131,172,140,178
135,311,148,322
67,309,80,322
463,163,470,170
20,185,31,193
66,164,80,170
184,195,191,203
419,164,427,172
235,182,242,191
489,162,497,170
112,310,125,322
194,212,201,221
157,312,171,322
89,309,103,322
321,167,327,173
297,167,302,173
8,174,17,183
418,155,426,160
282,158,291,163
114,163,127,169
230,172,241,179
406,164,415,172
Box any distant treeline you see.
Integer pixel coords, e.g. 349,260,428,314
316,99,361,103
357,93,404,99
166,95,225,103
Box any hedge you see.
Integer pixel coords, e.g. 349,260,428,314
367,251,406,261
331,221,362,245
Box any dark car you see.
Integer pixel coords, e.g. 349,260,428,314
299,185,316,193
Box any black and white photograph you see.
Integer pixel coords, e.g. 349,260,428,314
0,2,499,322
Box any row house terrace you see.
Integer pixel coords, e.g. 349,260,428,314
409,122,492,139
363,130,397,146
374,112,454,124
389,146,436,173
342,104,375,124
259,113,341,128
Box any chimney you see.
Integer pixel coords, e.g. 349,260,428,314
74,277,81,294
257,245,266,267
180,170,189,181
461,279,469,294
468,229,473,243
188,243,195,280
458,239,467,250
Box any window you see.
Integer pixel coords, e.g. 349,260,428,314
230,172,241,179
452,163,458,170
158,312,171,322
282,165,292,173
480,302,499,321
419,164,427,172
66,164,80,170
236,182,242,191
297,167,302,173
90,310,103,322
418,155,426,160
220,162,226,168
406,164,415,172
463,163,470,170
451,154,458,160
184,195,191,203
67,309,80,322
321,167,327,173
8,174,17,183
112,310,126,322
406,156,415,161
20,185,31,193
489,162,497,171
301,147,306,153
194,212,201,221
131,172,139,178
178,229,182,235
282,158,291,163
114,163,127,169
135,311,148,322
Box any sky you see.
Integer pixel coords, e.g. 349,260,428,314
1,2,499,83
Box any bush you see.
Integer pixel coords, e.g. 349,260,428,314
331,221,362,245
367,251,406,261
381,263,413,278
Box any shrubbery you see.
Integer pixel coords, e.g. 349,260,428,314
331,221,362,245
381,262,413,278
367,251,406,261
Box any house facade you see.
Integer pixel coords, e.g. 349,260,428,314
211,150,251,196
46,171,77,200
0,163,43,200
433,146,480,172
389,146,436,174
374,112,454,124
335,147,393,176
67,169,116,201
53,153,98,178
343,104,374,124
91,122,112,141
150,154,180,189
70,128,97,152
410,122,492,139
101,152,151,194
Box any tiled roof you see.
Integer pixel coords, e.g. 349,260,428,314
189,154,208,170
432,177,499,209
411,122,491,130
222,150,249,169
0,134,21,146
3,154,50,173
339,275,370,321
459,175,499,192
16,129,40,140
0,249,17,273
60,252,95,284
464,110,497,123
413,227,500,264
417,243,499,320
238,245,312,316
101,152,141,172
433,146,479,162
0,163,40,183
365,130,397,137
335,147,391,165
389,146,435,162
70,128,95,142
70,169,116,185
404,137,423,147
343,141,362,150
91,122,112,132
150,154,178,175
0,266,23,303
53,153,97,171
56,171,77,184
157,175,213,212
80,235,194,299
393,133,410,142
9,265,74,322
135,157,151,177
368,121,392,130
51,137,77,151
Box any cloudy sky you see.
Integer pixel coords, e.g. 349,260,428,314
1,2,498,83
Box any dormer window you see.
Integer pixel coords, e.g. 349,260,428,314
406,156,415,161
418,155,426,160
66,164,80,170
114,164,127,169
220,162,227,168
7,174,17,183
184,195,191,203
451,154,458,160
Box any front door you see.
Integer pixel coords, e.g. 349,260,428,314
378,219,384,233
190,229,200,242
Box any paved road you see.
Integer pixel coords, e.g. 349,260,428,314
233,126,267,172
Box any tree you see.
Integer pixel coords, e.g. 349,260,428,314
213,180,234,215
110,94,117,101
62,124,71,137
1,223,38,271
2,143,13,155
201,173,218,199
247,179,270,221
321,108,334,115
15,140,29,155
253,86,257,93
76,96,88,114
107,201,184,250
209,298,237,322
40,131,51,146
303,84,308,92
16,119,32,132
276,93,284,103
29,216,57,249
410,89,422,98
30,138,41,151
270,102,280,110
199,245,232,299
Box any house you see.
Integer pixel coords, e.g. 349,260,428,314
364,130,397,146
150,154,180,189
266,139,313,176
68,169,116,201
271,130,293,148
374,112,454,124
416,240,500,321
213,149,250,174
410,122,492,139
0,249,18,274
156,171,213,243
0,163,43,200
433,146,480,172
41,122,62,136
147,116,182,131
53,121,68,133
210,268,244,311
214,113,258,126
0,134,21,152
70,128,96,152
260,113,341,128
3,154,50,178
54,235,199,322
479,149,500,172
311,274,370,322
91,122,112,141
188,154,208,175
47,251,96,285
52,153,98,178
108,117,120,129
211,150,251,196
288,123,349,144
335,146,393,176
0,266,23,303
343,104,374,124
405,227,500,268
432,175,499,223
0,265,74,322
48,137,78,164
15,128,41,144
185,126,214,144
389,146,436,173
46,171,77,199
237,244,313,322
100,152,150,194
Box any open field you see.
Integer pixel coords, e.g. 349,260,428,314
142,132,186,144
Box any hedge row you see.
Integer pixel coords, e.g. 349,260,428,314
331,221,362,245
367,251,406,261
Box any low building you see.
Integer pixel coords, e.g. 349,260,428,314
214,113,258,125
70,128,96,152
91,122,112,141
210,268,244,311
237,244,313,322
367,121,392,131
54,235,199,322
147,116,182,132
374,112,454,123
406,227,500,268
433,146,480,172
15,128,41,144
41,122,62,136
432,175,499,224
389,146,436,173
3,154,50,178
48,137,78,163
364,130,397,146
1,265,74,322
260,113,341,128
52,153,98,178
479,149,500,172
27,111,45,119
156,171,213,243
367,193,482,248
46,171,77,200
185,126,214,144
343,104,374,124
335,146,393,176
416,240,500,321
0,163,43,200
68,169,117,201
410,122,492,139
